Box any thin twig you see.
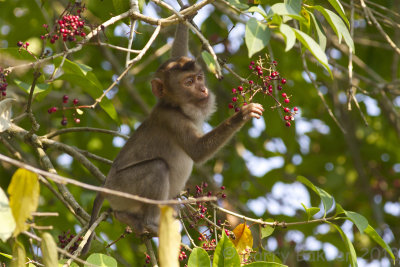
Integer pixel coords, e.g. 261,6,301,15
44,127,129,139
144,237,159,267
360,0,400,55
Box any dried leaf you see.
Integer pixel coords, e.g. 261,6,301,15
231,223,253,261
7,168,40,236
158,205,180,267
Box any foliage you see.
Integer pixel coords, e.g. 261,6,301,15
0,0,399,266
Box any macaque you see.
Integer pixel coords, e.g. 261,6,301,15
82,10,264,255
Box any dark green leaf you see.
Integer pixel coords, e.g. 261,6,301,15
261,219,275,239
344,211,368,233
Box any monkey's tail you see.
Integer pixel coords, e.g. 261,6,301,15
81,193,105,255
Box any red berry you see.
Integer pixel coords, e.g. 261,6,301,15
255,66,261,71
258,71,263,75
232,97,237,102
2,91,6,96
73,98,79,105
284,115,290,121
282,93,287,98
284,98,290,103
249,80,254,85
61,118,68,126
281,78,287,84
74,118,80,124
200,214,204,218
277,85,282,90
250,61,255,65
272,60,277,65
198,236,202,241
221,186,225,190
17,41,23,47
234,107,240,113
249,65,253,70
40,35,45,40
243,102,247,106
146,255,151,260
221,193,226,198
293,107,298,111
232,88,237,93
63,95,69,103
238,86,243,91
285,122,291,127
80,32,86,37
228,103,234,109
284,107,290,113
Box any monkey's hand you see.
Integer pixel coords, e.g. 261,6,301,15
240,103,264,121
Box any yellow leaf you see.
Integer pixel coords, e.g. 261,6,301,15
41,232,58,266
231,223,253,261
7,168,40,236
10,240,26,267
158,206,180,267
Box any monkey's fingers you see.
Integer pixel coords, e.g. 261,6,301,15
242,104,264,120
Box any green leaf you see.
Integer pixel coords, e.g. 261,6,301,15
364,225,395,264
212,231,240,267
201,51,217,75
54,57,92,76
329,223,358,267
227,0,248,10
188,247,210,267
261,219,275,239
41,233,58,267
293,29,332,76
335,203,346,216
246,7,268,19
8,168,40,236
308,10,327,51
112,0,130,14
245,262,288,267
286,0,302,14
14,79,49,95
312,6,354,52
344,211,368,233
297,176,334,216
0,187,15,242
10,240,26,267
245,18,270,58
301,203,320,221
327,0,349,27
84,253,117,267
271,2,304,21
279,24,296,51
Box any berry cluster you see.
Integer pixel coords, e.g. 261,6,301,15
0,68,8,99
58,230,83,253
193,182,226,199
229,57,298,127
41,4,86,44
48,94,81,126
179,250,188,261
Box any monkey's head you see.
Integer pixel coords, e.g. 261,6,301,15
151,56,211,107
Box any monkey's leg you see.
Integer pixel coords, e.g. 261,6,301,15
108,158,170,234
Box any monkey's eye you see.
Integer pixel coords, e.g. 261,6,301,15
197,74,204,81
184,78,194,86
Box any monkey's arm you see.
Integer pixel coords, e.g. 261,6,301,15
175,103,264,163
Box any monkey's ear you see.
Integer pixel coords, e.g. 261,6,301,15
151,78,165,98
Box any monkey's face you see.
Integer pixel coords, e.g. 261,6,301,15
178,69,209,102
